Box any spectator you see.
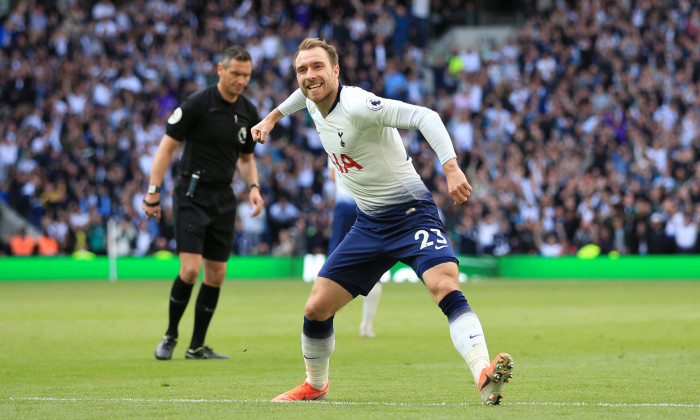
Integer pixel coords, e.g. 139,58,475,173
647,213,670,254
236,189,269,255
629,220,651,256
272,228,296,256
268,192,300,244
86,212,107,255
132,219,153,257
112,219,136,257
9,227,35,256
477,212,499,255
383,58,408,101
457,216,478,255
410,0,430,46
36,228,59,256
538,232,563,258
674,212,698,254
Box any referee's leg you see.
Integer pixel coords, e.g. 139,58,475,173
184,258,229,359
155,252,201,360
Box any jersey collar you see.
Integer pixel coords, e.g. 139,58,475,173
214,84,238,105
328,82,343,115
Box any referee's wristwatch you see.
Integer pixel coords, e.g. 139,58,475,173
147,184,161,194
249,183,261,192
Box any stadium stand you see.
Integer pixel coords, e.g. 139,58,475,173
0,0,698,257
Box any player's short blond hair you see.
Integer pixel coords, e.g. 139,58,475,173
293,38,339,70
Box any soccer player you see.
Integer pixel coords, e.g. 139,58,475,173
252,38,513,405
142,46,264,360
328,164,382,338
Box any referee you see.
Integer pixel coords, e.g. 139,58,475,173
142,46,264,360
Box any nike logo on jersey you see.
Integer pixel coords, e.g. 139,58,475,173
435,245,448,250
470,333,483,339
338,132,345,147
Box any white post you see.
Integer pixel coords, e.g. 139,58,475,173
107,218,118,282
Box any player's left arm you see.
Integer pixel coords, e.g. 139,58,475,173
359,96,472,204
237,152,264,216
356,95,456,165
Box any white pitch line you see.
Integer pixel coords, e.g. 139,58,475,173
7,397,700,408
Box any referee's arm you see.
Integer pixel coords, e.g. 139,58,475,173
237,152,264,217
142,134,179,221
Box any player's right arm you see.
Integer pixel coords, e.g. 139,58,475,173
251,108,283,144
252,89,307,144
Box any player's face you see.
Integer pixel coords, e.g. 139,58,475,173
218,59,252,102
295,47,339,106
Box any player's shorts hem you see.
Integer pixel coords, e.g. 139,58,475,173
417,256,459,278
321,276,364,298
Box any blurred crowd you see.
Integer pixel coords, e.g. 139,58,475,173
0,0,698,258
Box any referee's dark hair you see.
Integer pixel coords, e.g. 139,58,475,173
221,45,252,67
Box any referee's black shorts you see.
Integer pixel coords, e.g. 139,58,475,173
173,179,237,262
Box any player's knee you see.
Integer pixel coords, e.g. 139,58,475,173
426,278,460,303
424,263,460,299
304,300,333,321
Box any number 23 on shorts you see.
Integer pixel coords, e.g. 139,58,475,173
415,229,449,250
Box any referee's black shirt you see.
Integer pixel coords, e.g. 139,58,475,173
166,85,261,185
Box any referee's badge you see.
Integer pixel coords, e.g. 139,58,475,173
168,107,182,124
238,127,247,144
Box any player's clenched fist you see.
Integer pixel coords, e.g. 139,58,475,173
252,109,284,144
251,119,274,144
443,158,473,205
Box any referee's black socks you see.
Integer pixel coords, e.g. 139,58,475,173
190,283,220,349
165,276,194,339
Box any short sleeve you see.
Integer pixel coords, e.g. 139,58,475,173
165,94,201,142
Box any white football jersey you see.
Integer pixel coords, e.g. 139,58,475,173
328,158,355,205
279,85,456,215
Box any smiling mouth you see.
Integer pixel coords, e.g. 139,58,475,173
307,83,322,90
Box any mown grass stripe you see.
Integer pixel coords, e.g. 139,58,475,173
8,397,700,408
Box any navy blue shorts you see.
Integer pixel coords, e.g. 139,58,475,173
318,198,458,297
328,201,358,254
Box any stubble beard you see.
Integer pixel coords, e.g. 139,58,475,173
303,83,330,104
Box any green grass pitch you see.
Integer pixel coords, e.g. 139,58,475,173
1,278,698,419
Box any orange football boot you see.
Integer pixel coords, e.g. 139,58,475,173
478,352,514,405
271,381,329,402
